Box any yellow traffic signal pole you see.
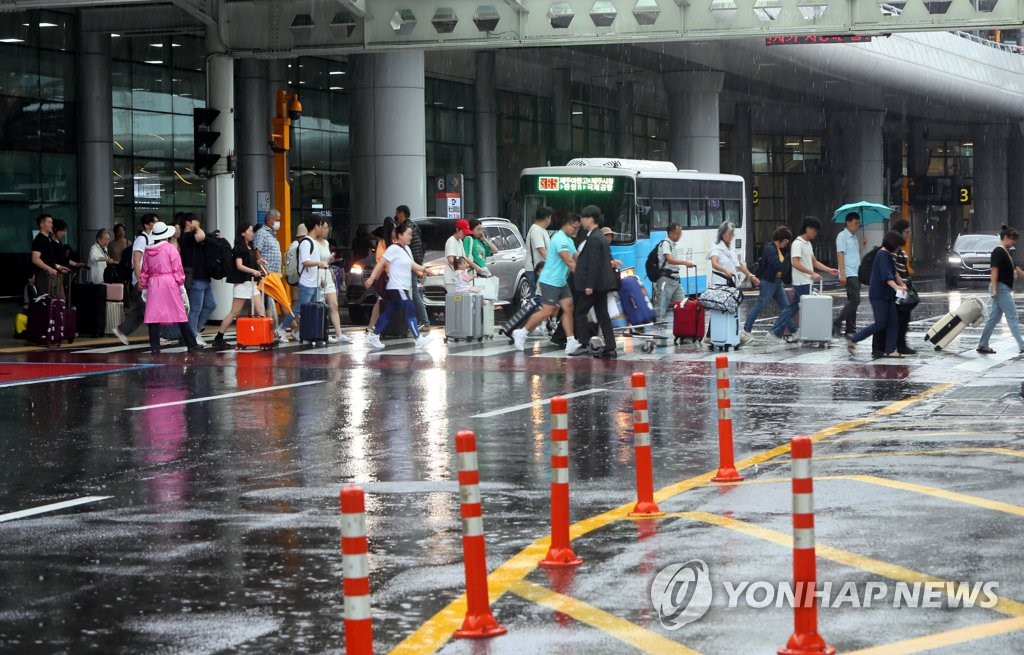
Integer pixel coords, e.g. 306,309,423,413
270,90,302,254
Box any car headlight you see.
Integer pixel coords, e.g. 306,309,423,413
350,264,363,274
947,256,962,265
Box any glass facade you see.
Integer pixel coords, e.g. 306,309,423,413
0,10,77,255
427,78,475,216
111,34,207,227
751,134,826,245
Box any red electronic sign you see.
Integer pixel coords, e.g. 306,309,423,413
765,35,873,45
538,177,559,191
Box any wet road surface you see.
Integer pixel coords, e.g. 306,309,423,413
2,288,1024,654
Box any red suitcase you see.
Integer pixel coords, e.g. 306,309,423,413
673,299,705,344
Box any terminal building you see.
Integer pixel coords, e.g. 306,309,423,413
2,1,1024,295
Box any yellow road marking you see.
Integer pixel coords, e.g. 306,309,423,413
816,447,1024,461
844,474,1024,517
509,580,701,655
387,384,947,655
844,616,1024,654
670,511,1024,618
833,432,1020,443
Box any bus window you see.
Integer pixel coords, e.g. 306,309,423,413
670,199,688,228
724,199,742,227
650,199,670,231
689,199,707,227
706,198,724,226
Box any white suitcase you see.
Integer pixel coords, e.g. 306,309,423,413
708,309,740,351
105,301,124,335
480,299,495,339
924,297,986,350
799,280,834,345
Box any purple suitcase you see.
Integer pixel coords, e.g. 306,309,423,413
27,296,69,346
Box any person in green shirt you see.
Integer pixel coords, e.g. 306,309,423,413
463,218,499,276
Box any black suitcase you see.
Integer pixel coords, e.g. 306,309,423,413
300,301,329,346
71,283,106,337
498,296,540,340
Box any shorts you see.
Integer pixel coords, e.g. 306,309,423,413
538,282,571,306
233,281,262,300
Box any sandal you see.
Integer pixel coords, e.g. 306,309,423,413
884,352,903,358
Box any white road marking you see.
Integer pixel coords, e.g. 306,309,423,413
126,380,325,411
0,496,112,523
471,388,609,419
0,375,86,389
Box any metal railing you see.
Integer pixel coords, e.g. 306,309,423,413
878,3,1023,53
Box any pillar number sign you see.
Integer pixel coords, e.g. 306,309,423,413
435,174,464,220
958,185,972,206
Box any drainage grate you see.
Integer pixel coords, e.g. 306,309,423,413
944,384,1020,400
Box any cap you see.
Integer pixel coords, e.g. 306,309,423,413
600,227,615,237
455,219,472,235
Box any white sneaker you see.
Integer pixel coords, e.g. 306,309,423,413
512,328,528,351
275,327,290,343
740,331,755,346
327,335,338,344
194,334,208,347
366,332,385,350
160,338,176,347
414,334,431,350
336,333,352,343
565,336,582,355
113,326,129,346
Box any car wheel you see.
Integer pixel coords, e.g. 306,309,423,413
513,276,533,311
348,305,370,325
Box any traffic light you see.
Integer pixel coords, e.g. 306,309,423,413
193,108,221,178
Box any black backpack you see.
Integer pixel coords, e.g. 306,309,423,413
645,240,669,282
205,235,234,280
859,246,880,284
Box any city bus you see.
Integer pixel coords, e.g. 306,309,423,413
519,158,747,294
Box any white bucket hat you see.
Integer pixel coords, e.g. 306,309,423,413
148,221,174,247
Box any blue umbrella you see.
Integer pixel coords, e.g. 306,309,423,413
832,201,894,225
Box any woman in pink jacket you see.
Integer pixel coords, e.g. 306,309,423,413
139,221,203,354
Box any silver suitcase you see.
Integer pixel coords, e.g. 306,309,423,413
445,293,482,342
799,281,833,344
708,309,740,351
105,301,124,335
480,299,495,339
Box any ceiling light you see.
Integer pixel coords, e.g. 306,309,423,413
571,111,583,115
144,60,163,65
149,43,164,47
110,33,120,37
548,3,575,28
474,5,500,31
171,43,181,47
330,70,345,75
0,38,25,43
330,86,343,91
432,7,458,33
456,105,464,110
390,9,416,35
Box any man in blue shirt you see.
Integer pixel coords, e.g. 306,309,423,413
512,214,582,355
834,213,865,336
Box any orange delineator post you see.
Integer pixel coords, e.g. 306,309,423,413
628,372,664,518
340,486,373,655
778,436,835,655
712,355,744,483
453,430,508,639
540,396,583,567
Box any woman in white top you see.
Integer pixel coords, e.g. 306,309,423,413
706,221,759,346
316,229,350,344
364,223,430,350
87,229,115,284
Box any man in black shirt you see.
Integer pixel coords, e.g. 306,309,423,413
31,214,68,298
179,213,217,344
977,225,1024,354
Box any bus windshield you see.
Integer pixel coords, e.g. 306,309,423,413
520,174,635,245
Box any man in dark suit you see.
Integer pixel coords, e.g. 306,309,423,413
571,205,619,358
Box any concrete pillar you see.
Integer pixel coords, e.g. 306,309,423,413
237,58,271,226
474,51,498,218
663,71,724,173
1008,125,1024,224
350,51,426,229
205,32,236,320
833,110,886,247
77,28,113,250
730,104,754,258
552,68,571,156
616,81,635,157
975,124,1010,233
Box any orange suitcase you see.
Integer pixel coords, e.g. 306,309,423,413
236,317,275,350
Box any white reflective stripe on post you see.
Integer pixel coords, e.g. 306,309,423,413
341,513,366,539
460,484,481,505
793,493,814,515
551,468,568,484
462,516,484,537
792,458,812,480
552,413,568,430
633,387,648,402
718,408,731,420
343,553,369,579
717,388,728,400
794,527,816,550
634,409,648,425
716,368,727,379
344,594,372,621
458,451,479,472
635,433,651,447
551,440,568,457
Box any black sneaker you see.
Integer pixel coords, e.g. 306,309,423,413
212,338,231,352
599,349,618,359
977,346,996,354
567,346,590,357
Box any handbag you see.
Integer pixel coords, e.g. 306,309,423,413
903,280,920,309
698,285,743,314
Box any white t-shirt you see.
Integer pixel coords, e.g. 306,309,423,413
444,235,464,265
87,243,108,284
130,233,148,285
657,238,687,276
526,224,551,270
384,244,414,291
790,236,815,286
297,237,322,288
708,241,738,285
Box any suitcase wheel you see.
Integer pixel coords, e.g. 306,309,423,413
641,341,654,354
934,345,942,351
477,337,483,342
443,337,449,343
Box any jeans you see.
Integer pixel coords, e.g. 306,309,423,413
771,284,809,337
852,298,897,354
744,279,792,333
411,281,429,325
836,277,861,335
978,283,1024,349
374,289,421,338
187,278,218,336
281,284,317,330
656,276,684,321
